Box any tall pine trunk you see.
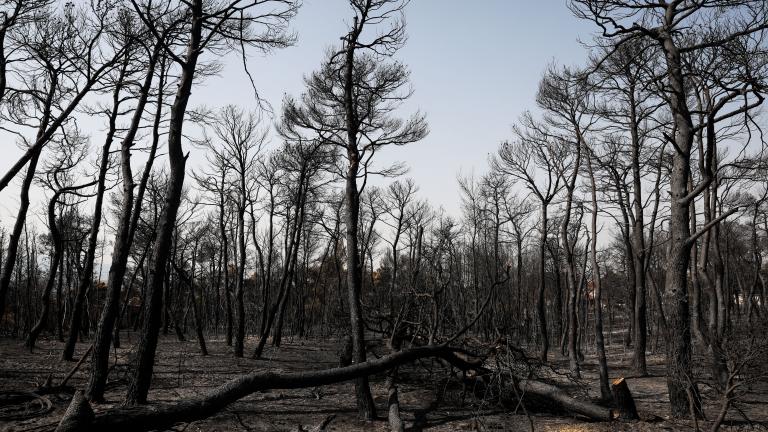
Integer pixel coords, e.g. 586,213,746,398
342,21,376,419
62,60,128,362
85,45,162,401
124,1,203,404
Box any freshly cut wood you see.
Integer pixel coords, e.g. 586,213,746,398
611,377,639,420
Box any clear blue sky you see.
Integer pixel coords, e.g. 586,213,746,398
0,0,597,220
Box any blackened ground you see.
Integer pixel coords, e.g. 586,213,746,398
1,334,766,431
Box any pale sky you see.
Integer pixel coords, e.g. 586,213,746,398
0,0,596,223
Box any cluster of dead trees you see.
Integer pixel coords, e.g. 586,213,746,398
0,0,768,430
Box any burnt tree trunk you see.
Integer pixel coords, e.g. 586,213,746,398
587,154,611,401
233,204,246,357
658,30,699,418
58,345,482,432
560,132,582,378
255,170,307,356
124,1,203,405
218,174,232,346
342,19,376,419
85,44,162,402
629,84,648,376
611,377,639,420
0,70,56,322
26,183,83,350
62,59,128,362
537,202,550,362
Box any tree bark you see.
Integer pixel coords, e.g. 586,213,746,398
62,59,128,362
519,379,612,421
59,345,483,432
658,29,700,418
0,69,57,322
85,44,162,402
538,202,550,362
124,1,203,404
342,17,376,420
587,155,611,401
629,85,648,376
611,378,639,420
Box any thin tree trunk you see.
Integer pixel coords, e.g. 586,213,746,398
233,205,246,357
629,86,648,375
0,72,55,322
26,188,70,350
63,60,128,362
125,2,203,404
538,202,550,362
342,18,376,419
587,154,611,401
85,44,162,402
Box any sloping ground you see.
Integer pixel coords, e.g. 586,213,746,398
1,335,766,431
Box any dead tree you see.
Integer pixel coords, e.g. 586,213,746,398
124,0,298,405
0,4,101,323
278,0,427,418
270,140,332,348
84,19,166,401
494,115,565,362
62,35,132,361
338,1,427,419
571,0,768,417
25,139,94,350
537,64,596,377
56,342,621,432
382,178,418,315
585,148,611,401
501,193,534,342
0,3,130,193
199,105,265,357
0,0,52,102
193,149,234,345
251,138,331,357
591,39,663,376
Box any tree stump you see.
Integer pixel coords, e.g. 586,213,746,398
611,377,639,420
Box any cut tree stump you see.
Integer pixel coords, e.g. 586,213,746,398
611,377,639,420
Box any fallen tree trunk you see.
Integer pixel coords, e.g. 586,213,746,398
519,379,613,421
56,345,482,432
56,344,619,432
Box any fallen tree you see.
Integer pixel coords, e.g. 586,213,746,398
55,345,480,432
518,380,612,421
54,343,621,432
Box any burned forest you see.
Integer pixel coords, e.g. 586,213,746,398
2,1,768,431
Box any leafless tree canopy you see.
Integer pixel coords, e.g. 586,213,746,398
0,1,767,431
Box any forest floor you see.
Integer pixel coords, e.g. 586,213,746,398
1,334,767,431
